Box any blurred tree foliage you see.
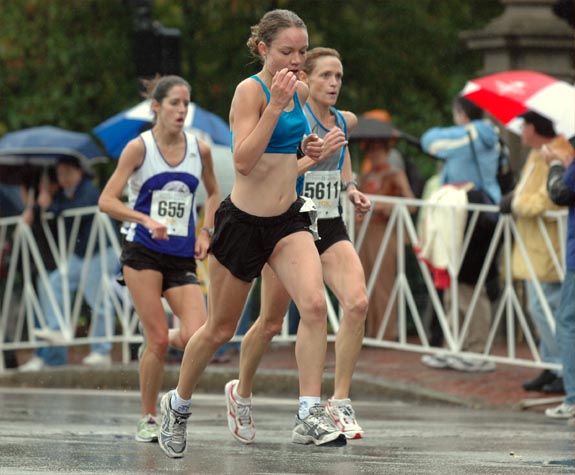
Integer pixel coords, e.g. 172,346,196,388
0,0,135,136
1,0,503,176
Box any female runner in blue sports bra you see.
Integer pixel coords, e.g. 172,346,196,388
158,10,345,459
225,46,372,444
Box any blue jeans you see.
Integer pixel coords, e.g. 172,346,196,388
555,270,575,405
36,248,118,366
525,280,563,375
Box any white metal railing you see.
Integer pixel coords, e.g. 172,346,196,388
0,207,138,370
0,197,567,373
341,194,566,371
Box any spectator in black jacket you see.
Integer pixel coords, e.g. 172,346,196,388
542,144,575,419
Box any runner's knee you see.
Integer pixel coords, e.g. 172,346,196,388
147,332,169,359
297,291,327,325
342,290,369,324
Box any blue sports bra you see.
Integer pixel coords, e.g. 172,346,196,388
251,75,309,154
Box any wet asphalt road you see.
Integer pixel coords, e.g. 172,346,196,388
0,387,573,475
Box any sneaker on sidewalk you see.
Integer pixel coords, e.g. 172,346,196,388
292,405,345,446
421,353,450,369
82,352,112,367
326,398,363,439
446,355,496,373
159,390,190,458
522,369,556,391
224,379,255,444
135,414,159,442
18,356,45,372
545,402,574,419
541,377,565,394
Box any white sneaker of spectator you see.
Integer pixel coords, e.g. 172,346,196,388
545,402,574,419
446,355,496,373
18,356,45,372
82,352,112,367
421,353,450,369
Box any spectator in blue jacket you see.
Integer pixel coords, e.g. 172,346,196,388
543,144,575,419
421,96,501,204
419,96,501,372
18,156,117,371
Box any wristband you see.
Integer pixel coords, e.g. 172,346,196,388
296,142,305,159
341,180,358,191
200,226,214,238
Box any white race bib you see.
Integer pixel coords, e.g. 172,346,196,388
150,190,192,237
302,170,341,219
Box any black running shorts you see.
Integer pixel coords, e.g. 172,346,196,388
209,196,313,282
315,216,351,255
119,241,199,292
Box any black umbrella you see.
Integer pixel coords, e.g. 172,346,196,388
0,126,107,186
350,117,442,163
349,117,402,140
350,117,422,147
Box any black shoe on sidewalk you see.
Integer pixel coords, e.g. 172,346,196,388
542,377,565,394
522,370,556,391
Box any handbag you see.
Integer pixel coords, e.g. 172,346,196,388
495,138,516,194
467,130,516,198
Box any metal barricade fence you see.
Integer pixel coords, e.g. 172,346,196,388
0,198,567,373
0,207,137,371
341,193,565,371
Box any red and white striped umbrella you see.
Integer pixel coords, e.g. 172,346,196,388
461,70,574,138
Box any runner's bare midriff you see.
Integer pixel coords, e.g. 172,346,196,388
230,152,299,217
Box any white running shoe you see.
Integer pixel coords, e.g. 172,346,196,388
135,414,159,442
292,405,345,446
545,402,575,419
159,390,191,458
18,356,45,372
82,352,112,367
446,355,496,373
224,379,255,444
326,398,363,439
421,353,450,369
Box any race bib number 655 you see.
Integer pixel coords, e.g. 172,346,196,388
150,190,192,237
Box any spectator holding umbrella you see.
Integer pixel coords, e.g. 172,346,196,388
499,111,574,394
357,128,415,340
419,96,501,372
18,156,117,371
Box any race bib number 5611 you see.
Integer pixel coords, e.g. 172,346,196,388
302,170,341,218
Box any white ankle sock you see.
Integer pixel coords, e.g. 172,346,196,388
170,389,192,414
298,396,320,419
233,385,251,404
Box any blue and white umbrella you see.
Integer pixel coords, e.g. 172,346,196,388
93,100,231,159
0,126,107,185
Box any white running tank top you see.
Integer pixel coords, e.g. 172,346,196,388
125,130,203,257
